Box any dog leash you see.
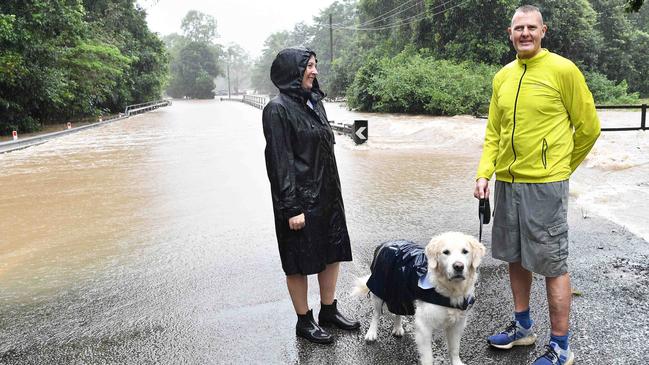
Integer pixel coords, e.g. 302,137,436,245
478,198,491,242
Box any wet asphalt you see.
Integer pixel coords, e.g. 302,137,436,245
0,100,647,364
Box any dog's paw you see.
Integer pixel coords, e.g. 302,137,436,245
391,326,404,338
364,330,378,342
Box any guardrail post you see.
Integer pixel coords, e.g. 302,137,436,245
642,104,647,130
12,131,17,140
353,120,368,145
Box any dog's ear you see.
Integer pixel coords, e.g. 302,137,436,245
468,235,486,269
425,236,441,269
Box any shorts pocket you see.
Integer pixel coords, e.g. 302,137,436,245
529,221,569,262
548,222,568,237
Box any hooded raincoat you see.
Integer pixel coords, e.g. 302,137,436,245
262,47,352,275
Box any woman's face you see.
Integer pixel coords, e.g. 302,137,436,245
301,55,318,91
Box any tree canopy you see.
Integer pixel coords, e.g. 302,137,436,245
0,0,168,135
181,10,218,43
251,0,648,113
164,10,225,99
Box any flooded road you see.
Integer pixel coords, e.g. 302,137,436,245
1,100,647,364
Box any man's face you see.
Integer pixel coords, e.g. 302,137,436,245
301,55,318,91
508,11,547,59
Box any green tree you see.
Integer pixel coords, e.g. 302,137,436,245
310,0,358,95
535,0,601,68
249,0,649,106
181,10,218,43
629,1,649,31
251,31,292,94
168,41,222,98
626,0,644,11
421,0,517,64
590,0,649,95
83,0,168,111
0,0,168,135
585,70,639,104
251,0,358,96
165,11,224,99
225,44,251,94
347,50,498,115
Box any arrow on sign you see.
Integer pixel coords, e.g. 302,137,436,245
355,126,367,140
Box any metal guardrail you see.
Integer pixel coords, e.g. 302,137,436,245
243,95,267,109
220,95,268,110
475,104,647,132
125,99,172,116
597,104,647,131
330,120,368,145
1,99,172,154
221,95,368,143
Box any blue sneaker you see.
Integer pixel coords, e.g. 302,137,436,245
487,320,537,349
532,341,575,365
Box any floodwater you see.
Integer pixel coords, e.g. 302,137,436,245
0,99,647,364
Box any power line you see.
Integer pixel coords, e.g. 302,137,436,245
334,0,468,31
355,0,421,27
328,0,419,28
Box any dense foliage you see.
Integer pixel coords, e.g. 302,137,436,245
250,0,358,95
164,11,254,99
347,49,499,115
0,0,168,135
252,0,647,114
164,11,223,99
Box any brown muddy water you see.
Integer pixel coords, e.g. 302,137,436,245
1,99,646,364
0,100,483,363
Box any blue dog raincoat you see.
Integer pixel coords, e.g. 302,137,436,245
366,240,474,315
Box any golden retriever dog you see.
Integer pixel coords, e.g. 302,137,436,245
353,232,485,365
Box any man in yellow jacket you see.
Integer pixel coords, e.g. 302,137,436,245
474,5,600,365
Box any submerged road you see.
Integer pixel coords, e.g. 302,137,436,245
0,100,647,364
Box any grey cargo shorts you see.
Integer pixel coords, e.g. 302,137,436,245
491,180,569,277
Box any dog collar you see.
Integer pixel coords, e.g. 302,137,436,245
417,275,475,311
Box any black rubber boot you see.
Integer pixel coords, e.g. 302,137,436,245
296,309,333,344
318,299,360,330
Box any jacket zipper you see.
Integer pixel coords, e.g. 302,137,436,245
507,64,527,183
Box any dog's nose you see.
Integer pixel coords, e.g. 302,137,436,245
453,262,464,272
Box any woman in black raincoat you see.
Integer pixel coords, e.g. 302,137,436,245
262,47,359,344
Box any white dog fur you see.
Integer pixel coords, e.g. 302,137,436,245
353,232,486,365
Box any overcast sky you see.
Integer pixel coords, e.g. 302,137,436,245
138,0,338,58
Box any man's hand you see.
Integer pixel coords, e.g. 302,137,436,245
474,178,490,200
288,213,305,230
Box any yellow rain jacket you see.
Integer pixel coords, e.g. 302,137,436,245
477,49,600,183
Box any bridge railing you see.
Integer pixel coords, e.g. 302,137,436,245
125,99,172,116
221,95,268,110
1,100,172,154
475,104,647,132
242,95,267,109
597,104,647,131
330,120,368,145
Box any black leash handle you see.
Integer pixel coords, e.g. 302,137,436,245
478,198,491,242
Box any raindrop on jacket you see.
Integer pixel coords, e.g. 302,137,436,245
262,47,352,275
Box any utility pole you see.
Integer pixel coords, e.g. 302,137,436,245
227,49,231,99
329,13,333,64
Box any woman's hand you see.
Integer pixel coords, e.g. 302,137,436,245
288,213,305,230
